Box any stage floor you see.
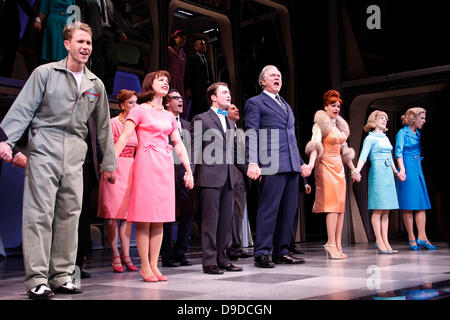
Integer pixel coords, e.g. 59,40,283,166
1,241,450,300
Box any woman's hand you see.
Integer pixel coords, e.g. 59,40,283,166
301,163,313,177
184,172,194,189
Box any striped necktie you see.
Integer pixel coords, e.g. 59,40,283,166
275,95,288,114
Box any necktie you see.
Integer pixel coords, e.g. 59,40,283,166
176,116,182,135
275,95,288,114
217,109,228,116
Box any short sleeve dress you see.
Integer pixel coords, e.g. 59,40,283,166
126,105,178,222
395,126,431,210
98,116,138,220
358,132,399,210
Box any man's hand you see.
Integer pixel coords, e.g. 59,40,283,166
0,141,12,162
103,171,116,184
304,184,312,195
247,163,261,180
12,153,27,168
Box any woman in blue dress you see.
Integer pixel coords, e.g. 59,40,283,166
36,0,76,62
395,107,436,250
353,111,404,254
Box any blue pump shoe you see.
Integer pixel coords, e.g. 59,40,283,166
408,240,419,251
416,238,437,250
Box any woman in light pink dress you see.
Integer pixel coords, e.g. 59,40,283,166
98,89,139,273
115,71,194,282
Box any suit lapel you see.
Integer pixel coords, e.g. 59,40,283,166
261,92,288,120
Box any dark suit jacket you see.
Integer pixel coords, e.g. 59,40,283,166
185,53,214,116
244,92,303,174
77,0,126,40
171,117,191,198
191,108,246,188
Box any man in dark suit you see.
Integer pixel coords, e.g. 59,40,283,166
191,82,247,275
75,116,102,279
185,39,214,120
244,65,306,268
226,105,252,260
161,89,195,267
77,0,127,94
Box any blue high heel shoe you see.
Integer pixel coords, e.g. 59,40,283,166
408,240,419,251
375,243,390,254
388,249,398,254
416,238,437,250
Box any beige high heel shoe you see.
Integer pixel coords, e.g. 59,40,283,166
323,244,345,259
336,245,348,259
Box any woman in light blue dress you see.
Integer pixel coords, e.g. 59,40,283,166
395,107,436,250
353,110,404,254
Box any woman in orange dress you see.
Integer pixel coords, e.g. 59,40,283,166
302,90,358,259
98,89,139,273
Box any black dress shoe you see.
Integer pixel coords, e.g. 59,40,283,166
289,246,306,255
238,250,252,259
80,270,91,279
219,263,243,272
178,256,192,266
254,255,275,268
28,284,54,300
162,260,180,267
203,265,224,275
273,254,305,265
54,282,82,294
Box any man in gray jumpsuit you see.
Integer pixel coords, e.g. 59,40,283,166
0,22,116,299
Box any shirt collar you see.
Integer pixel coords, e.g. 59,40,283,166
263,90,279,101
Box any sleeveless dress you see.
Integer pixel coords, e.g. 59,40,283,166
395,126,431,210
359,132,399,210
98,116,138,219
126,105,178,222
313,125,347,213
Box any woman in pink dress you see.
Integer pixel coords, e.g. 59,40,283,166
98,89,139,273
115,70,194,282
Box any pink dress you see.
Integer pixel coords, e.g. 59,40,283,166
126,105,178,222
98,116,138,219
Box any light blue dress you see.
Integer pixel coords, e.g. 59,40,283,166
395,126,431,210
359,132,399,210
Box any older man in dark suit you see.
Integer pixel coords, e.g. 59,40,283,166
245,65,306,268
191,82,247,274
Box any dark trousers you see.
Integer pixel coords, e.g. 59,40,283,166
76,161,98,268
0,27,20,77
228,167,247,255
161,187,195,261
254,173,299,258
200,179,234,267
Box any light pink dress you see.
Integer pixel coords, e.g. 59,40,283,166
126,105,178,222
98,116,138,219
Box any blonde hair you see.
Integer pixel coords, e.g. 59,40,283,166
401,107,426,126
63,22,92,41
364,110,389,132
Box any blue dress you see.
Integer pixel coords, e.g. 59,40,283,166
395,126,431,210
40,0,75,62
359,132,399,210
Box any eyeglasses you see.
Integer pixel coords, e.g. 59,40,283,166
169,95,183,100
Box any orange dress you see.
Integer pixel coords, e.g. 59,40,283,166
312,126,347,213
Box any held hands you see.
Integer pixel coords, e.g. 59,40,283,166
247,163,261,181
301,163,313,178
12,153,27,168
0,142,13,162
397,170,406,182
103,171,116,184
351,170,361,183
184,172,194,189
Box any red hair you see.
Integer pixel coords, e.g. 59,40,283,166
323,89,343,107
138,70,171,104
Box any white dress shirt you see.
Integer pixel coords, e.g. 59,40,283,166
210,107,227,132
